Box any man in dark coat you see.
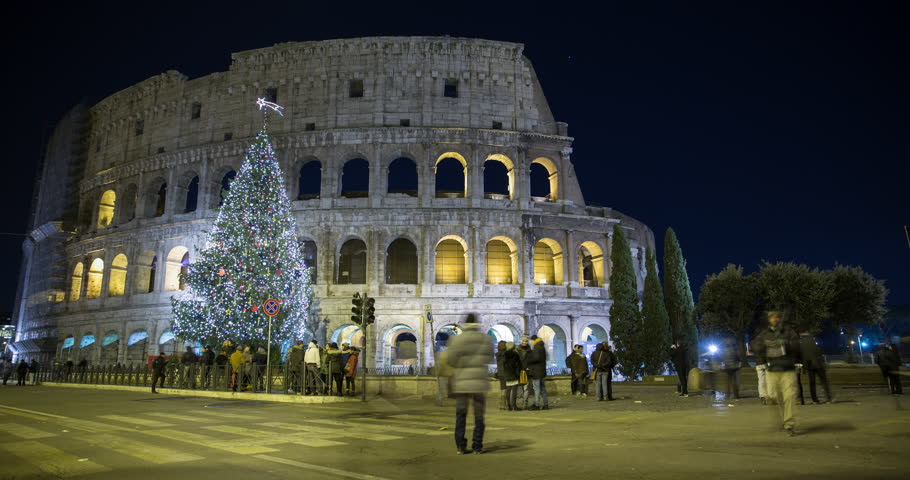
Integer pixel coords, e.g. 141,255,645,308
751,311,802,436
670,342,690,397
496,341,522,410
567,345,589,397
525,335,549,410
591,342,616,401
16,360,28,386
516,336,534,409
286,341,305,394
446,317,493,454
799,333,833,403
151,352,167,393
181,346,198,389
875,344,903,395
200,345,215,389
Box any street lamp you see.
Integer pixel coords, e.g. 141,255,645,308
857,335,864,364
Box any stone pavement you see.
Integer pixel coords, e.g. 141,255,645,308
0,383,907,479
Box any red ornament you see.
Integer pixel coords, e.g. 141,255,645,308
276,269,282,275
251,304,259,312
218,268,226,276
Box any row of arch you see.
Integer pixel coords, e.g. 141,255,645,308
88,152,560,231
69,247,189,301
60,329,201,364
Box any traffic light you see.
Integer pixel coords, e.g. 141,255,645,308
364,296,375,325
351,292,363,325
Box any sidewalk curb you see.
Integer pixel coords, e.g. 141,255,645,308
39,382,361,404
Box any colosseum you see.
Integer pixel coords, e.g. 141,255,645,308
11,36,655,371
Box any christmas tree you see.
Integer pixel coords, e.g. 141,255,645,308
171,100,313,346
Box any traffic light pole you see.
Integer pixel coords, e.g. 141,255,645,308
361,323,367,402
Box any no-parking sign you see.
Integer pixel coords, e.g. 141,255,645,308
263,298,281,317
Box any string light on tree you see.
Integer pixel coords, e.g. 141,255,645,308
171,99,314,346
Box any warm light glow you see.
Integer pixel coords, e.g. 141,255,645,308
486,239,513,284
97,190,116,229
108,254,128,297
436,238,467,284
70,262,84,301
86,258,104,299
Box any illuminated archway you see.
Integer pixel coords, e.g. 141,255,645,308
383,324,418,367
435,236,468,284
108,254,128,297
97,190,116,229
534,238,564,285
86,258,104,299
331,324,364,348
578,241,605,287
435,152,467,198
165,246,189,291
537,324,568,369
485,236,518,284
530,157,559,201
70,262,84,301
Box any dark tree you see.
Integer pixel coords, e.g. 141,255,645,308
698,264,761,364
640,247,672,375
826,264,888,362
609,224,644,380
663,228,699,364
758,261,832,334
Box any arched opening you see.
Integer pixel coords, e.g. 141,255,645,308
135,251,157,294
300,239,317,281
580,324,609,357
435,237,467,284
175,172,200,214
298,160,321,200
61,335,75,359
126,330,149,365
108,254,128,297
340,158,369,198
537,324,568,369
331,324,364,348
534,238,564,285
70,262,84,301
387,157,418,197
434,324,462,352
578,241,605,288
435,153,467,198
218,170,237,207
97,190,116,229
384,324,418,366
487,324,520,344
530,157,558,201
165,246,190,291
118,184,137,223
79,333,96,363
485,237,517,284
159,331,176,356
86,258,104,299
101,331,119,364
483,154,514,200
386,238,418,284
146,180,168,218
337,238,367,284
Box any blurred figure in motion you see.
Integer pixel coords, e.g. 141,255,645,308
670,342,689,397
720,338,742,400
751,311,802,436
875,343,903,395
799,332,833,404
447,316,493,455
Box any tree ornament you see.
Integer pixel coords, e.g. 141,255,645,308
218,268,226,276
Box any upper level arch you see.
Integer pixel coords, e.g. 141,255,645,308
337,236,367,284
174,170,200,214
340,157,370,198
387,157,418,197
578,240,605,288
530,156,559,201
435,152,467,198
96,190,116,229
143,177,168,218
294,157,322,200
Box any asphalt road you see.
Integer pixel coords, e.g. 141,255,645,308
0,384,908,479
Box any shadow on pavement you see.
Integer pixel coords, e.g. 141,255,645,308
483,438,535,454
801,421,857,434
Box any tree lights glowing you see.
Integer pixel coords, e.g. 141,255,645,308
170,102,313,346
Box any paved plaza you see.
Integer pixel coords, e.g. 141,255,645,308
0,383,908,479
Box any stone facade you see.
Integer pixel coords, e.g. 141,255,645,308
12,37,654,370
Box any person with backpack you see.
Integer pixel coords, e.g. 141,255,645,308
591,342,616,401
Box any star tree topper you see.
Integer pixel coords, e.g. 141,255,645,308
256,97,285,116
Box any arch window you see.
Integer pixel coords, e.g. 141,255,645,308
144,180,168,218
537,324,568,369
119,184,138,223
485,238,517,284
580,324,609,356
300,239,317,281
135,251,157,294
435,153,467,198
387,157,418,197
80,334,96,349
483,154,514,200
165,246,190,291
331,324,364,348
386,238,418,284
434,324,462,352
108,254,128,297
435,237,467,284
487,324,520,344
219,170,237,207
384,324,418,366
70,262,84,301
578,241,605,288
534,239,564,285
178,174,199,213
340,158,369,198
86,258,104,299
159,331,176,356
126,330,149,364
97,190,116,229
298,160,321,200
101,331,119,364
337,238,367,284
62,335,75,355
530,158,559,201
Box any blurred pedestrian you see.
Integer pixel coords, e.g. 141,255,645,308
16,360,28,386
253,346,268,391
591,342,616,401
242,345,254,391
496,341,521,411
526,335,549,410
1,358,11,385
286,341,305,394
304,340,322,395
799,332,833,403
446,316,493,455
214,348,229,390
875,344,903,395
751,311,802,436
230,345,244,392
182,345,198,389
516,336,534,409
720,338,742,400
324,342,343,396
435,348,453,406
670,342,690,397
151,352,167,393
344,347,359,395
756,363,772,405
567,344,590,397
200,345,215,389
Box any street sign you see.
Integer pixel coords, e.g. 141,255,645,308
263,298,281,317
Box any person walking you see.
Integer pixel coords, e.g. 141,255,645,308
200,345,215,389
324,343,343,396
0,358,11,385
16,360,28,386
751,311,802,436
181,345,198,389
286,341,305,394
304,340,322,395
229,346,244,392
435,348,454,406
242,345,254,391
670,342,690,397
526,335,549,410
720,338,742,400
591,342,616,401
567,344,590,397
756,362,771,405
875,344,903,395
344,347,359,395
799,332,833,403
253,347,268,391
446,316,493,455
214,348,229,390
151,352,167,393
516,336,534,409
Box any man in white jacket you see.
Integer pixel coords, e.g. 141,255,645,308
304,340,322,395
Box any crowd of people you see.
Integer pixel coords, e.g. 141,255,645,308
0,358,39,386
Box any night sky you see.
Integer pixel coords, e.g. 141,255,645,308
2,3,907,314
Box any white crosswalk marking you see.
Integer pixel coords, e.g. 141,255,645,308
99,415,175,427
141,428,280,454
187,409,264,420
203,425,348,447
0,423,57,439
0,440,110,477
388,413,544,427
255,454,393,480
301,418,449,436
82,433,205,464
259,421,404,441
145,412,213,423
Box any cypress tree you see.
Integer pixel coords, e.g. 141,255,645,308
609,224,643,380
663,228,699,365
640,247,672,375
